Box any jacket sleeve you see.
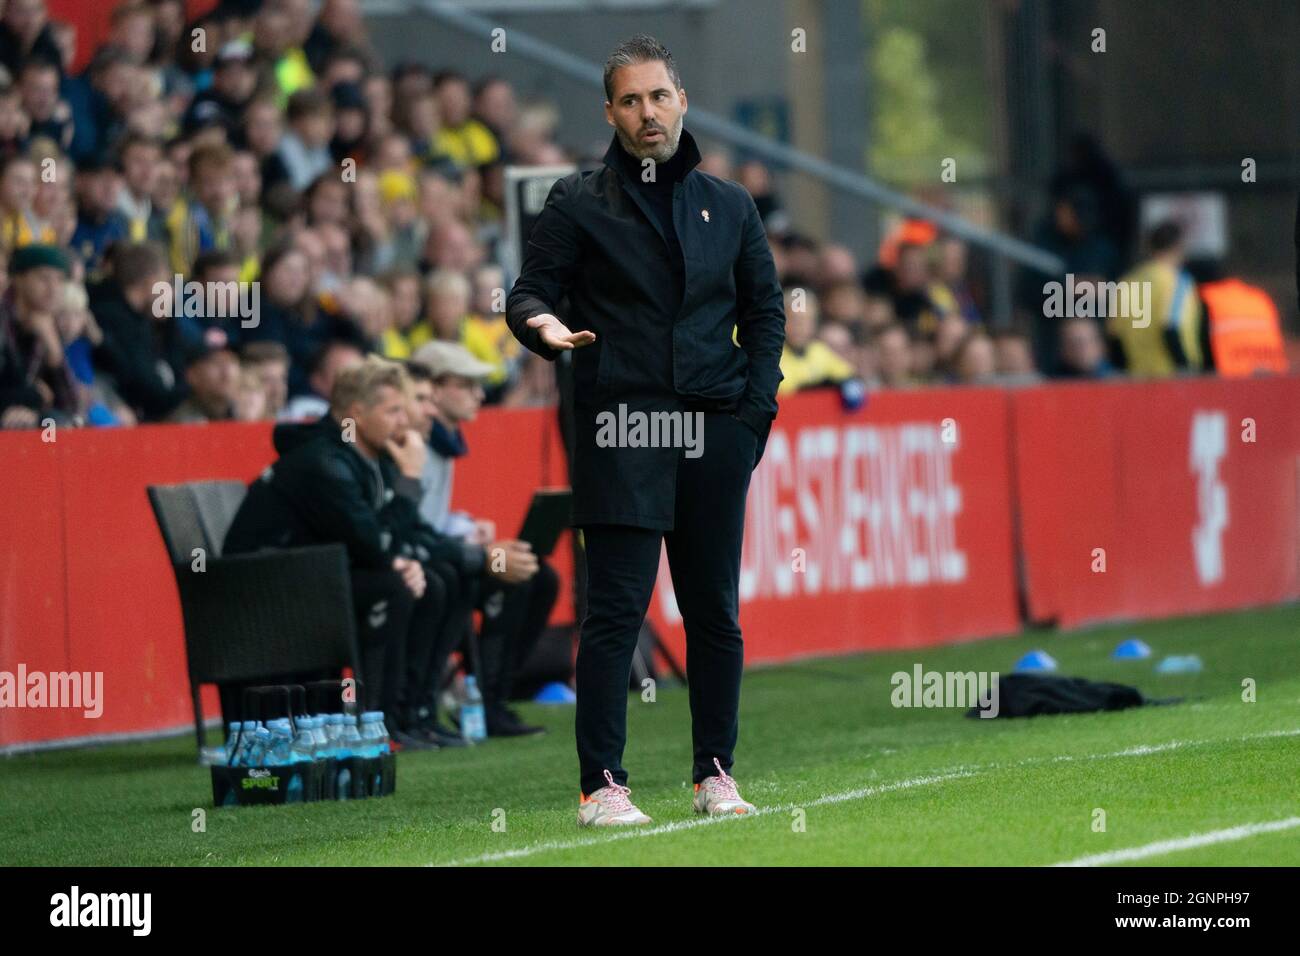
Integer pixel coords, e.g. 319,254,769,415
506,174,582,361
387,473,486,576
732,186,786,435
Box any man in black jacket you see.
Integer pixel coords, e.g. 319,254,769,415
224,355,538,746
506,35,785,826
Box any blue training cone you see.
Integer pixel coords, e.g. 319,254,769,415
1112,638,1152,660
1013,650,1058,673
533,681,576,704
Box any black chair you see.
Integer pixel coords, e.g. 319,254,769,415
147,480,360,755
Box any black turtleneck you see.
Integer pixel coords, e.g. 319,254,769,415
614,133,688,311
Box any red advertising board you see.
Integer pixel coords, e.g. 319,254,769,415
1012,376,1300,628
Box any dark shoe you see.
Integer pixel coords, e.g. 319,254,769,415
427,725,470,748
407,717,469,748
487,705,546,738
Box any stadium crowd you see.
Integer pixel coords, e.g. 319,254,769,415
0,0,1288,436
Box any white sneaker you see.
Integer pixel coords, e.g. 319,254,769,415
578,770,652,827
692,758,757,816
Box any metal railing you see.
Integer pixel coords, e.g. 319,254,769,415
409,0,1066,320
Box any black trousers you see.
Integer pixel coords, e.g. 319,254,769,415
351,561,468,730
575,411,759,796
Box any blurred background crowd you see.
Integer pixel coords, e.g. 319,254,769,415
0,0,1291,431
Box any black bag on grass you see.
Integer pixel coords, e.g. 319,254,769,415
965,673,1149,718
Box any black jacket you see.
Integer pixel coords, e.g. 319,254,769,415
506,128,785,529
223,415,485,576
90,279,189,421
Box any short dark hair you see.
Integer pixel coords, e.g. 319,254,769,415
1148,220,1182,254
405,361,434,385
241,340,289,366
110,241,167,287
193,248,241,280
603,34,680,102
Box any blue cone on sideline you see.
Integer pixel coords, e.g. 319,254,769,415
533,681,577,704
1112,637,1152,659
1013,650,1058,672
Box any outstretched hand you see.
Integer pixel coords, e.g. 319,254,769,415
526,313,596,351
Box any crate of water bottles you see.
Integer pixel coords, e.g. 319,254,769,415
210,683,397,807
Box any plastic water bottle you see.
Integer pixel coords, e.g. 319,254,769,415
290,719,316,763
324,713,344,751
336,714,363,799
338,714,363,756
223,722,244,764
461,676,487,743
264,720,294,765
359,712,388,757
232,722,265,767
248,727,272,767
305,716,331,758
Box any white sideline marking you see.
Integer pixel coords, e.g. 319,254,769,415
1051,817,1300,867
433,726,1300,867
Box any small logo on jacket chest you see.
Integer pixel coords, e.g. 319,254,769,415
701,208,710,222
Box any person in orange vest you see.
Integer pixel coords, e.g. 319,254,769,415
1196,263,1289,377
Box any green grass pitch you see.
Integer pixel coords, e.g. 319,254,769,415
3,604,1298,866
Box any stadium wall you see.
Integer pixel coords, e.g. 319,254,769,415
3,377,1299,749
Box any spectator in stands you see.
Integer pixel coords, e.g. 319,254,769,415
991,328,1043,386
222,356,521,748
168,142,238,274
18,58,70,152
113,133,167,244
0,0,64,79
873,322,920,390
928,235,981,325
0,153,55,250
407,346,554,737
820,279,866,327
778,286,855,394
1056,316,1117,379
378,268,424,359
463,262,518,403
244,240,353,396
472,75,516,159
70,156,127,273
423,267,470,344
275,89,334,191
304,0,371,75
951,328,997,386
1107,220,1203,378
892,241,941,335
432,70,498,169
279,337,363,420
183,39,258,142
89,241,186,421
328,81,369,165
0,85,30,159
931,311,969,383
240,340,291,419
0,243,74,426
166,339,238,423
